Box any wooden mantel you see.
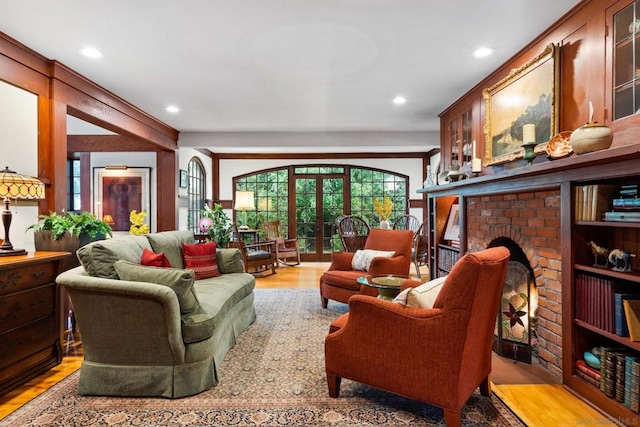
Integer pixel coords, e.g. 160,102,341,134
418,144,640,197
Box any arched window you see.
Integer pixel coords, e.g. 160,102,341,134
234,164,409,261
187,157,206,233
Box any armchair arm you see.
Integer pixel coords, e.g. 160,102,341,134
328,251,355,271
368,254,411,276
245,240,275,253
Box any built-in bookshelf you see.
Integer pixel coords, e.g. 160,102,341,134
571,177,640,421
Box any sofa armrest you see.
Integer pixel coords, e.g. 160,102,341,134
57,267,187,365
216,248,244,274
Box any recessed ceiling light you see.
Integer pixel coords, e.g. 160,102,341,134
392,96,407,105
80,47,102,59
473,47,493,58
166,105,180,113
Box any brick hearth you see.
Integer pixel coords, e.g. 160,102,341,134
466,190,562,378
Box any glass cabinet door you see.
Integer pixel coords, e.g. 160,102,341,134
613,1,640,120
450,117,459,168
461,109,472,167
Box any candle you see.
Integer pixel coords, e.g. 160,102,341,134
472,158,482,173
472,140,476,159
523,124,536,144
588,101,594,123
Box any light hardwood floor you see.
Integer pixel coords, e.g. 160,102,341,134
0,262,618,425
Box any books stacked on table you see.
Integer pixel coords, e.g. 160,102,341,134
605,184,640,223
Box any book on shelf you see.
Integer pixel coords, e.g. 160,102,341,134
613,198,640,209
577,369,602,388
575,184,616,221
615,293,640,337
600,347,626,396
575,273,614,333
576,359,601,381
624,355,640,411
624,300,640,341
603,211,640,222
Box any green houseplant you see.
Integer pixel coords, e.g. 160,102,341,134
27,211,113,270
200,203,233,247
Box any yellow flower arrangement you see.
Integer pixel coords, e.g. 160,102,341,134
373,196,393,221
129,209,150,235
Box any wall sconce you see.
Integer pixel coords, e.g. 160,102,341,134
234,191,255,230
0,166,45,256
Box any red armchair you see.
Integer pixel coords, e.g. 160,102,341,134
319,228,414,308
324,246,510,427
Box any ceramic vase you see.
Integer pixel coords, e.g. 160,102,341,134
379,220,389,229
569,122,613,155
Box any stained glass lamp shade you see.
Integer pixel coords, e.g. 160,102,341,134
0,166,45,256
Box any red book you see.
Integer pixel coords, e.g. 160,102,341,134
576,359,602,381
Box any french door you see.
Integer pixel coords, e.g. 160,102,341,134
294,175,345,261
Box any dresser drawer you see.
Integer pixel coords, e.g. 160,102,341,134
0,315,57,371
0,262,57,296
0,284,56,334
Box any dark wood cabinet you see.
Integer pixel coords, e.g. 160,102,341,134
0,252,69,396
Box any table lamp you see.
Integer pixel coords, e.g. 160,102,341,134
234,191,255,231
102,214,114,225
0,166,46,256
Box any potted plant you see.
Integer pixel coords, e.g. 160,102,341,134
200,203,233,247
27,211,113,270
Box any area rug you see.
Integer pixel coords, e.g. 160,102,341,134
1,289,524,426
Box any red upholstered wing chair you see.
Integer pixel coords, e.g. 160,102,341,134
319,228,414,308
324,246,510,427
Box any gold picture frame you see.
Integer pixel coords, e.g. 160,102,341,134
483,43,559,166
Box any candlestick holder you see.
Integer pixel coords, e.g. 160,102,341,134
522,141,538,166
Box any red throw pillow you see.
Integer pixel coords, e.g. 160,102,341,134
182,241,220,280
140,248,171,268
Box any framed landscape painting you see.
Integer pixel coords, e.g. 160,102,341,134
483,43,559,166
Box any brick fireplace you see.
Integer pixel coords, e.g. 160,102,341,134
466,190,562,378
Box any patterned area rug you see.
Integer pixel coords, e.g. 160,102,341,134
2,289,524,426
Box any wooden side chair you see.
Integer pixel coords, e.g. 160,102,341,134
392,214,420,234
233,226,277,276
263,220,301,266
413,220,430,279
337,215,370,252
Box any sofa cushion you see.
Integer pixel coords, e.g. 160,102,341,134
180,305,216,343
393,275,447,309
194,273,255,322
351,249,395,272
77,235,152,279
113,260,200,314
146,230,195,269
216,248,244,274
182,242,221,280
140,248,171,268
320,270,364,291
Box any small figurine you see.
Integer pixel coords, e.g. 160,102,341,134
608,249,636,272
588,241,610,267
425,165,434,187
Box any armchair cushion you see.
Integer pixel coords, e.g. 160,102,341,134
140,248,171,268
113,260,199,314
351,249,395,271
182,242,221,280
394,275,447,309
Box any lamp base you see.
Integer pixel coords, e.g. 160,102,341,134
0,247,27,257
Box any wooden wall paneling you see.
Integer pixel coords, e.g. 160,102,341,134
79,153,91,212
156,150,177,231
67,135,160,152
560,24,590,133
40,97,68,214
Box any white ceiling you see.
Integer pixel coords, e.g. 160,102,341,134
0,0,580,153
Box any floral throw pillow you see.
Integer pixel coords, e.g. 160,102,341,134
351,249,395,272
182,241,220,280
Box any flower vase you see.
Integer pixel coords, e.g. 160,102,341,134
380,220,389,229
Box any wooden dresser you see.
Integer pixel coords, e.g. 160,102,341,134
0,251,69,396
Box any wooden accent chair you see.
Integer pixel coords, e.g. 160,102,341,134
413,220,430,279
392,214,420,233
263,220,301,266
337,215,370,252
319,228,414,308
233,226,277,276
324,246,510,427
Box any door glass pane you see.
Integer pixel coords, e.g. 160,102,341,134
295,178,316,254
322,178,344,254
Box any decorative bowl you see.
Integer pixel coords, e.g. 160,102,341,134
546,131,573,160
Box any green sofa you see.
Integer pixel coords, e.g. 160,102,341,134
56,230,256,398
